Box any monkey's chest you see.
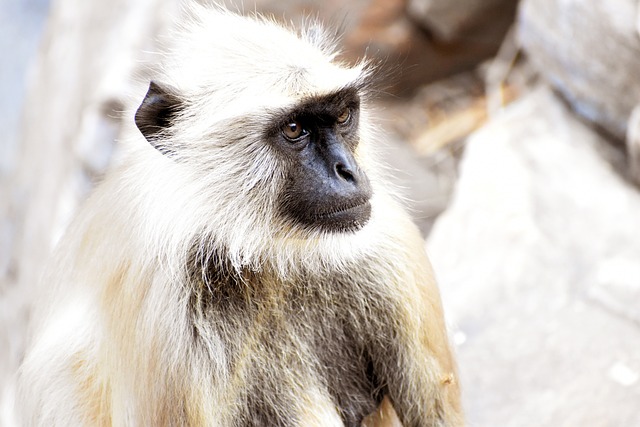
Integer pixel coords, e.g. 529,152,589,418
220,305,382,427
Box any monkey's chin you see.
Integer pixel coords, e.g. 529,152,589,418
311,200,372,234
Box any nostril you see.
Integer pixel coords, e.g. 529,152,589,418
335,163,356,183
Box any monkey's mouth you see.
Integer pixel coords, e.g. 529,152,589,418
314,199,370,218
311,199,372,232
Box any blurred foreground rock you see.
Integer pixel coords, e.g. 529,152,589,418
428,87,640,426
0,0,178,424
0,1,50,423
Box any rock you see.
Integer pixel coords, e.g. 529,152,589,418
375,119,457,236
627,105,640,185
517,0,640,141
637,3,640,37
344,0,517,95
0,2,51,426
406,0,515,42
0,0,50,177
428,87,640,426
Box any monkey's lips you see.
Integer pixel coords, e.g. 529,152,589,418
312,199,372,233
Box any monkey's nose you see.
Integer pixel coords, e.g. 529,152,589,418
334,162,356,183
327,142,362,187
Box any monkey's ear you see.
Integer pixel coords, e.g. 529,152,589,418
135,81,183,154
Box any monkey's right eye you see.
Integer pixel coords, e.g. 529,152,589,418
282,121,308,141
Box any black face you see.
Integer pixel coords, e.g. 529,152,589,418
268,88,372,233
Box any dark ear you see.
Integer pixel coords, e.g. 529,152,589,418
135,81,182,154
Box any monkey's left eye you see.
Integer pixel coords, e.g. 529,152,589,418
282,121,308,141
337,108,351,125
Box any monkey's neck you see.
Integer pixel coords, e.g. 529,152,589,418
185,243,355,310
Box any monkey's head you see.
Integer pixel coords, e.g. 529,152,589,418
131,6,382,269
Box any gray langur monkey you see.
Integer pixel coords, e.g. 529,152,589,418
18,5,463,427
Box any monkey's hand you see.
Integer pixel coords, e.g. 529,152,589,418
362,396,403,427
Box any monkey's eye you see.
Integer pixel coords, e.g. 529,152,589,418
337,108,351,125
282,121,308,141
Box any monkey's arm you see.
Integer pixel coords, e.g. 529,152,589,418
371,221,464,427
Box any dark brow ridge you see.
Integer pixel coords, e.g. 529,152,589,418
265,86,361,136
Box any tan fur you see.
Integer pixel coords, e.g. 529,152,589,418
18,5,463,427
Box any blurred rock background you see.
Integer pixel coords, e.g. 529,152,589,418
2,0,640,426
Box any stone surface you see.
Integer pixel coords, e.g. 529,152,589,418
374,113,458,236
628,105,640,185
637,3,640,36
428,87,640,426
0,0,50,176
518,0,640,141
407,0,515,42
344,0,517,95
